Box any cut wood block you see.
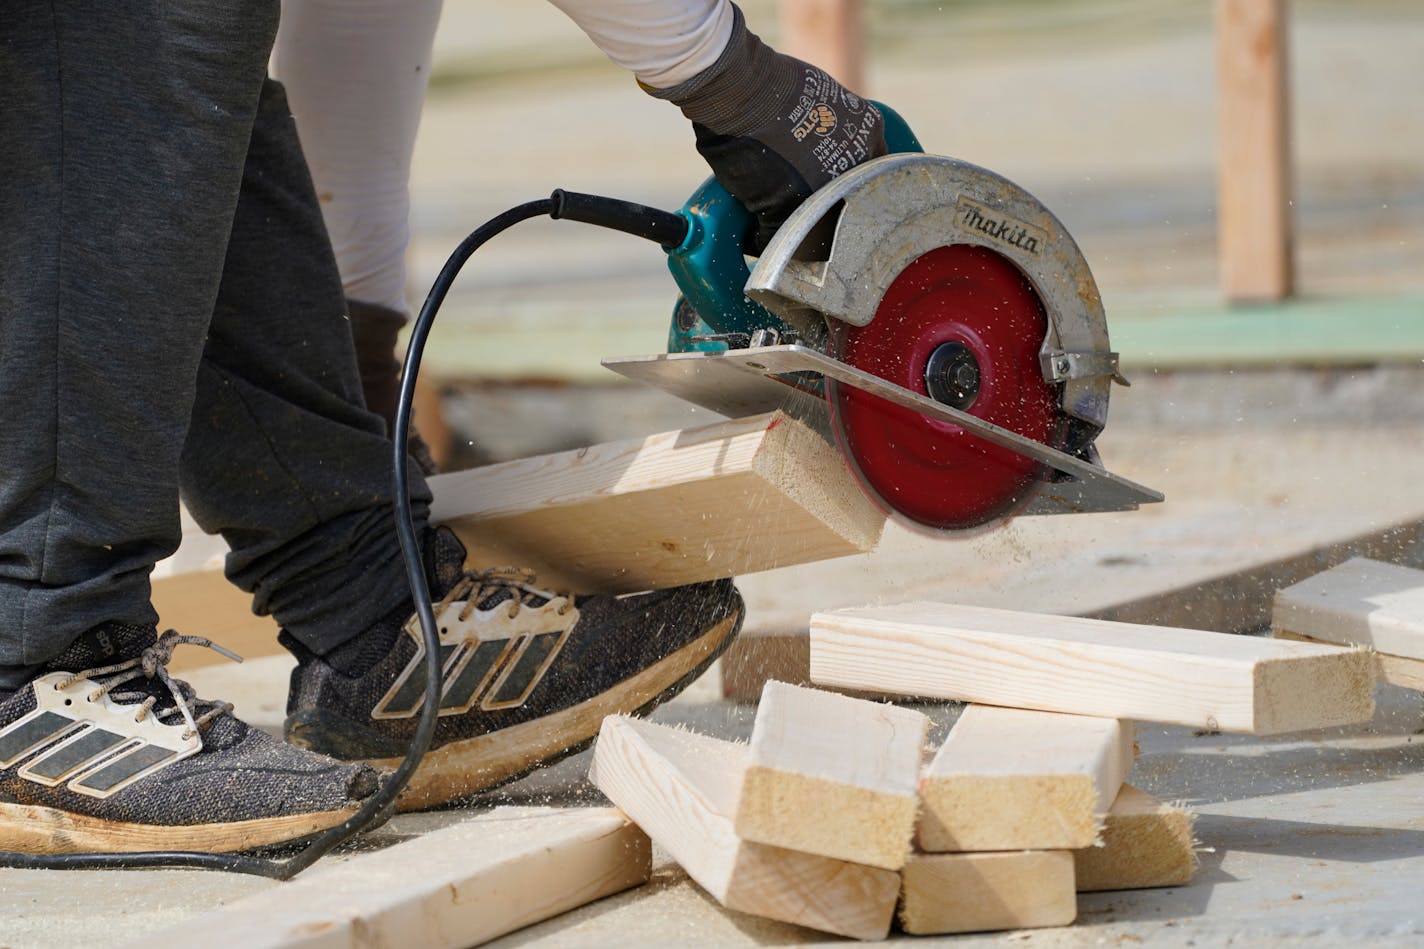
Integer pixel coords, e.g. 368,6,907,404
918,705,1134,852
589,715,899,940
1275,630,1424,692
898,850,1076,935
1074,784,1196,892
428,410,885,595
736,681,927,870
810,602,1375,734
1273,557,1424,660
137,807,651,949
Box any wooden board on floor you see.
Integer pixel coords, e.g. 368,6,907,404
918,705,1134,852
140,807,651,949
1074,784,1196,892
898,850,1076,935
735,681,927,870
151,511,282,672
809,602,1375,734
1273,557,1424,660
429,410,885,595
589,715,899,941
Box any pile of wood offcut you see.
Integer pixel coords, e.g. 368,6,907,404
591,600,1378,940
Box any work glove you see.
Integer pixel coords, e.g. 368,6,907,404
648,5,887,254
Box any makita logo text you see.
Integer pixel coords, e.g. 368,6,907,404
956,198,1047,256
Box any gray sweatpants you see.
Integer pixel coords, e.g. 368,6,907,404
0,1,432,676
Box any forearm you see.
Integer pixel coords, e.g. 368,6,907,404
545,0,734,88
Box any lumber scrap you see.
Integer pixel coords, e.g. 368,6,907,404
589,715,899,940
918,705,1134,852
137,807,651,949
809,602,1375,734
1273,557,1424,660
428,410,885,595
736,681,927,870
897,850,1076,935
1074,784,1196,892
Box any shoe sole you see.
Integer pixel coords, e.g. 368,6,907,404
370,610,742,811
0,801,361,855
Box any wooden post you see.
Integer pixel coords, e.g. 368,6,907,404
778,0,866,93
1215,0,1294,302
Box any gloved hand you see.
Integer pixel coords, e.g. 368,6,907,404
648,5,886,253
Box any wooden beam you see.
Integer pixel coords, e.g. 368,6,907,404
1275,630,1424,692
1074,784,1196,893
428,410,884,595
898,850,1076,936
778,0,866,92
918,705,1134,852
809,602,1375,734
589,715,899,940
1273,557,1424,660
1215,0,1294,302
144,808,651,948
736,681,927,870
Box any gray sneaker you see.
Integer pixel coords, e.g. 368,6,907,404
282,528,744,810
0,623,379,855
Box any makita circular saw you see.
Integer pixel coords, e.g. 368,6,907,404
604,105,1162,533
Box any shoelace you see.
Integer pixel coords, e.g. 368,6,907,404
441,567,574,623
53,630,243,742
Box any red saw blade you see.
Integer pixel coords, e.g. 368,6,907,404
827,244,1063,532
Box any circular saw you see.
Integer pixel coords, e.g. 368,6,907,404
603,108,1160,534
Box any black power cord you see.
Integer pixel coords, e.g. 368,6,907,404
0,191,690,877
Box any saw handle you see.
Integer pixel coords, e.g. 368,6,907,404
663,102,924,353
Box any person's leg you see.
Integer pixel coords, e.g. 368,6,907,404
0,1,377,856
179,79,434,658
272,0,445,457
0,0,277,674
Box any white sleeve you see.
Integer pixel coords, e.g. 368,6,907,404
272,0,444,317
545,0,735,88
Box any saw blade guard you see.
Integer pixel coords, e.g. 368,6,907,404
746,154,1117,531
746,153,1115,439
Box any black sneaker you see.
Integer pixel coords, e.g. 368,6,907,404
282,528,744,810
0,623,379,855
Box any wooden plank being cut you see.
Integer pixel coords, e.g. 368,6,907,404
736,681,927,870
918,705,1134,852
898,850,1076,935
1275,630,1424,692
810,602,1374,734
589,715,899,940
138,807,651,949
428,410,885,595
1273,557,1424,660
1074,784,1196,892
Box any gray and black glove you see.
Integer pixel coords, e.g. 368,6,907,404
649,5,887,253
